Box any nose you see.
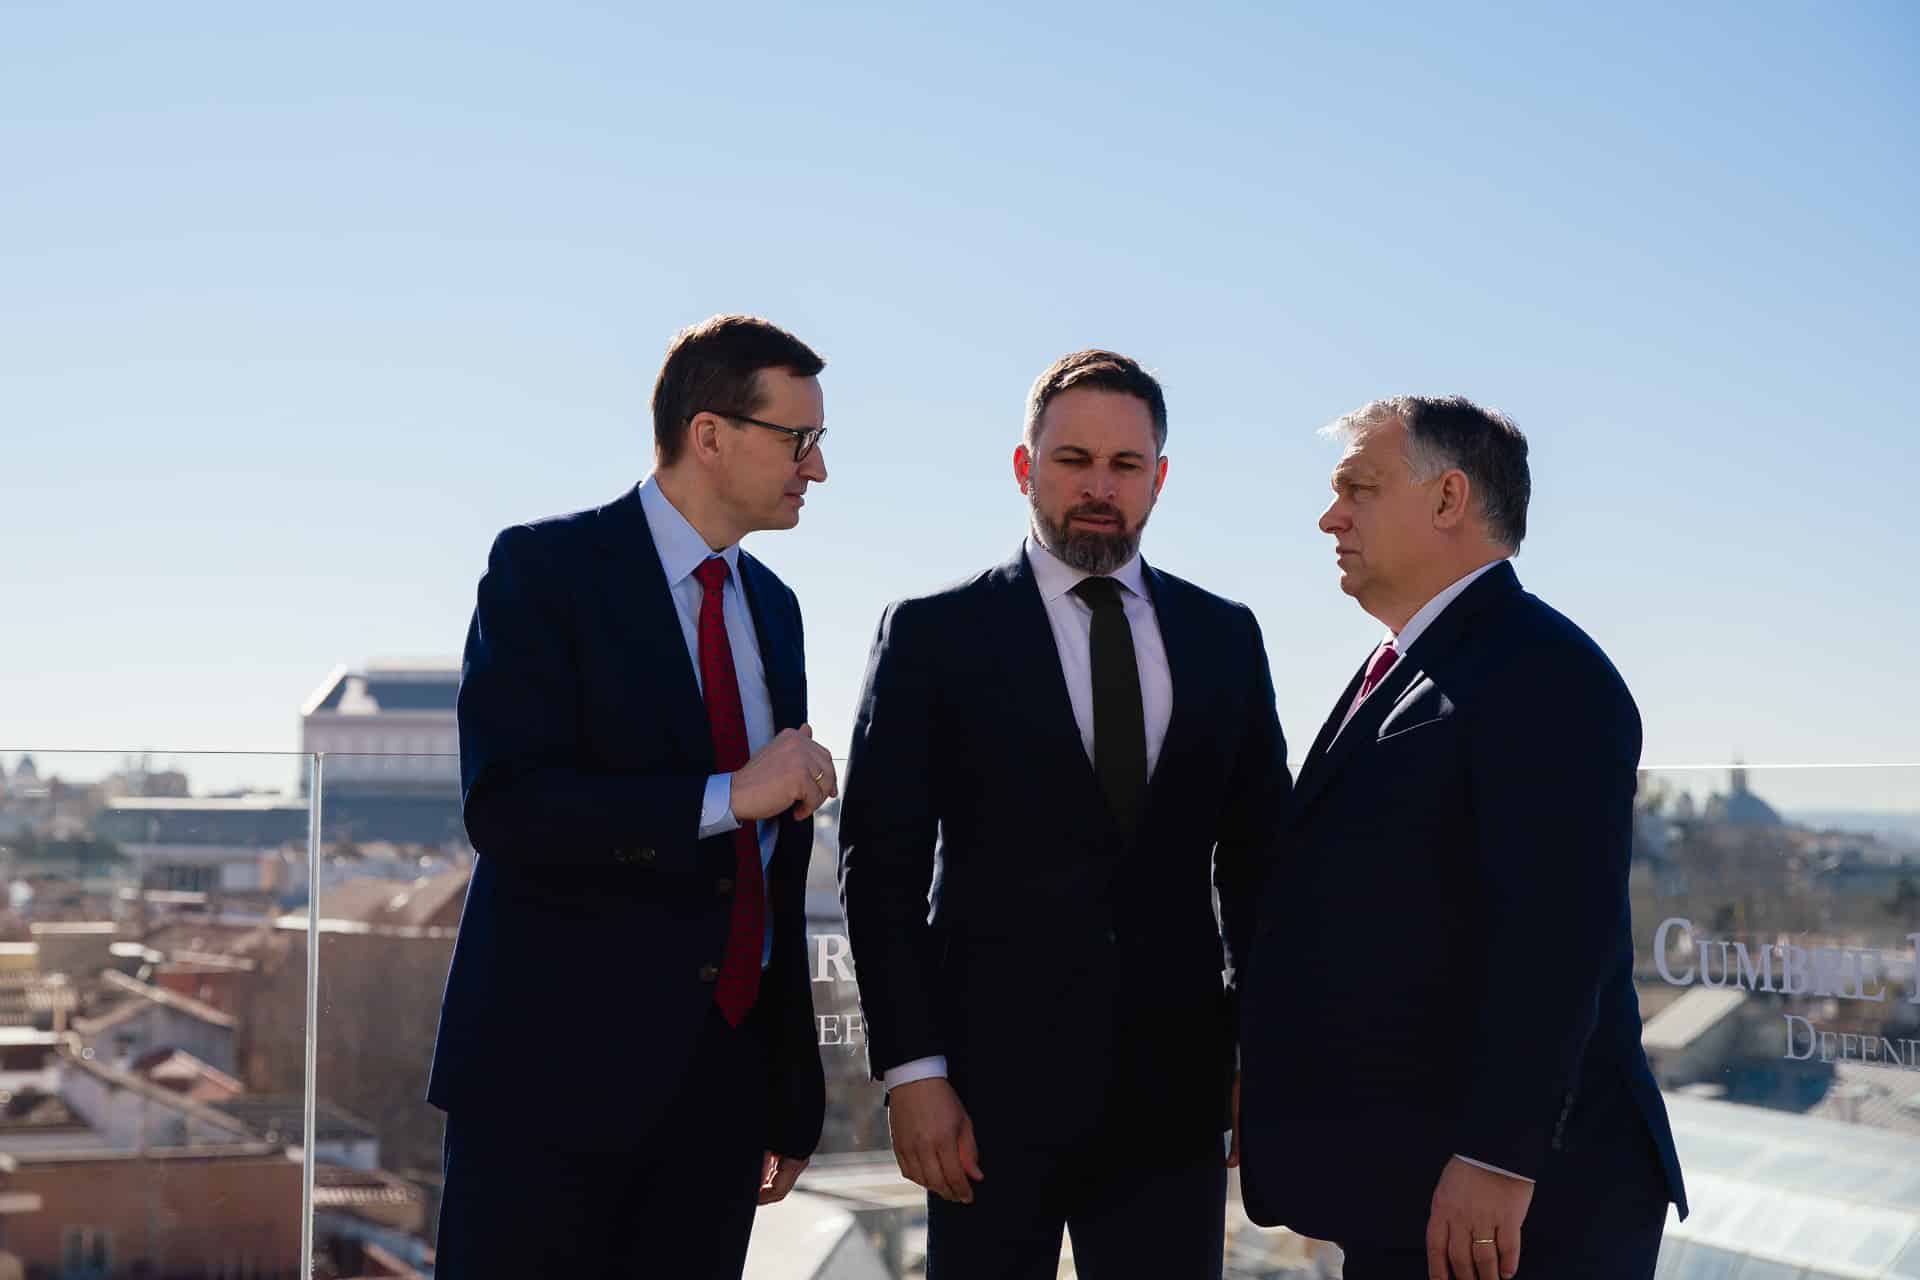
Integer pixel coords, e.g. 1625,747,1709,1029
799,444,827,483
1318,496,1346,536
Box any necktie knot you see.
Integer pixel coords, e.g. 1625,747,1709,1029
693,556,729,597
1071,576,1125,612
1359,642,1401,700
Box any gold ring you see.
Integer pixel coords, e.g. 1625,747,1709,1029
811,770,825,783
1471,1238,1497,1248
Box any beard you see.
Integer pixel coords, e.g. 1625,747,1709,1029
1029,491,1153,576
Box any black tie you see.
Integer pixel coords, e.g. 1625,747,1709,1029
1072,577,1148,831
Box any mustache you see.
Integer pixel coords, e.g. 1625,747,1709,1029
1066,501,1124,522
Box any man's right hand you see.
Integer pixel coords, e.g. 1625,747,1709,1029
730,725,838,822
887,1077,984,1204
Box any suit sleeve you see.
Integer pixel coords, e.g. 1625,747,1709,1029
1455,647,1642,1179
457,524,708,870
766,591,827,1158
837,599,945,1080
1213,606,1292,1024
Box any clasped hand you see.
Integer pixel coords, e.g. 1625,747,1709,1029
729,725,838,822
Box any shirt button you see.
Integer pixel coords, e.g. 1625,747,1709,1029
698,964,720,982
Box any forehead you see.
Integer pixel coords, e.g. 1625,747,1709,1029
754,368,824,425
1036,387,1157,452
1333,418,1405,473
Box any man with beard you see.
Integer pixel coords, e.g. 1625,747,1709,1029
838,349,1290,1278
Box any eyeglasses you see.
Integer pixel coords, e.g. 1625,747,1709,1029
706,411,827,462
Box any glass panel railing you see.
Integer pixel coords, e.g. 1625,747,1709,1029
1633,764,1920,1280
301,754,1919,1278
0,748,313,1280
310,751,461,1278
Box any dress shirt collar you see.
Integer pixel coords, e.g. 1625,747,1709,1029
1389,558,1507,653
1026,535,1148,605
638,476,742,588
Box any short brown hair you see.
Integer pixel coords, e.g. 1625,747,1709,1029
651,315,825,465
1024,349,1168,452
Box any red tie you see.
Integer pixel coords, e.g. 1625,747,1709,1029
694,557,764,1027
1358,641,1401,701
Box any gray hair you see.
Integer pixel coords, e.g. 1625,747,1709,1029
1321,394,1531,549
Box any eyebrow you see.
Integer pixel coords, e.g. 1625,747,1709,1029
1051,445,1149,462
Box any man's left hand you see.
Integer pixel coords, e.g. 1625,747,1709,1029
759,1151,808,1205
1425,1156,1532,1280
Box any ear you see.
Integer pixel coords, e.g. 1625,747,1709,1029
1433,469,1472,531
1013,443,1033,493
1151,454,1169,499
687,411,728,465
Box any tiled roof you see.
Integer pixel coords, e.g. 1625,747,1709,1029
131,1047,245,1101
63,1052,258,1141
1805,1061,1920,1139
316,868,470,928
0,974,77,1026
212,1096,379,1146
88,969,236,1030
313,1164,425,1210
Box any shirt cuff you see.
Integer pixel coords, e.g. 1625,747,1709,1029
698,774,741,839
882,1056,948,1091
1455,1154,1535,1184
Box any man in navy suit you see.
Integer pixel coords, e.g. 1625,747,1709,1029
1238,396,1687,1279
839,350,1291,1279
429,315,837,1278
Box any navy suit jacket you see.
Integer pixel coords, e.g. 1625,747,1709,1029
1239,562,1685,1245
838,548,1290,1158
427,485,825,1159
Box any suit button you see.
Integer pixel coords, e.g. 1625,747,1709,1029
1106,929,1119,945
716,878,734,895
698,964,720,982
638,847,657,864
612,848,634,864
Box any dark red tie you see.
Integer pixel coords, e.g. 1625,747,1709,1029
694,557,764,1026
1358,641,1401,701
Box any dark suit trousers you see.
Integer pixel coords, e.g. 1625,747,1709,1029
926,1131,1228,1280
435,1004,769,1279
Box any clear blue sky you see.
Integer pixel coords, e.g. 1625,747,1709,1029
4,3,1916,796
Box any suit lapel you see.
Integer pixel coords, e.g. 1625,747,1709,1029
1290,655,1425,818
738,551,805,732
1302,657,1370,769
592,487,713,766
1141,562,1202,804
998,548,1118,840
1291,562,1523,821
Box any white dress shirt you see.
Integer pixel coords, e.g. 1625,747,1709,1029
1330,556,1528,1182
1332,559,1506,743
883,536,1175,1092
638,477,776,967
